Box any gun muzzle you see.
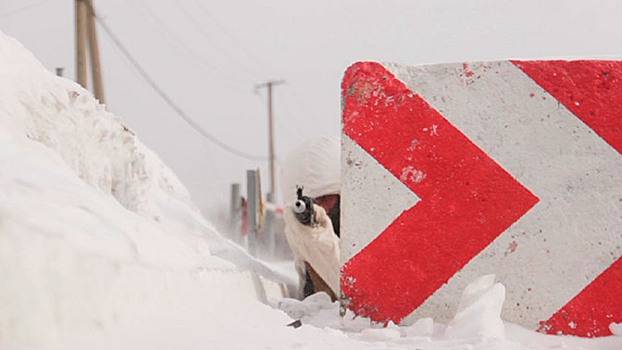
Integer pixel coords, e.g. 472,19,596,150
293,199,307,214
293,186,315,226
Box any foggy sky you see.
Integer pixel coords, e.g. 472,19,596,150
2,0,621,222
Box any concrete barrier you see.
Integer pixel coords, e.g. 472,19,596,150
340,60,622,337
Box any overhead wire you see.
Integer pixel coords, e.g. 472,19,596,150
187,2,322,139
253,88,305,141
129,0,251,91
102,26,228,185
176,1,263,80
91,8,268,162
150,0,318,152
0,0,50,19
191,0,275,72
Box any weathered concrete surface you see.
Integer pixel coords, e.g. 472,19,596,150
340,60,622,337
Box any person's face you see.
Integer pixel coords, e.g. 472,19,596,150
314,194,339,213
315,194,340,236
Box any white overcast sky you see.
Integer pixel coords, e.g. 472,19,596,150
1,0,621,220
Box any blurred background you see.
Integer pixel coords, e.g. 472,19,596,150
1,0,621,227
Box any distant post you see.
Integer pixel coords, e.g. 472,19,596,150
229,183,241,241
264,192,276,259
246,170,259,257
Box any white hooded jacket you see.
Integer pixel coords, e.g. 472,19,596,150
281,137,341,297
283,204,340,296
281,137,340,206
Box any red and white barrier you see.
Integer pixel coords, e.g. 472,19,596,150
340,60,622,337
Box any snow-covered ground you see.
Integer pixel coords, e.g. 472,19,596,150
0,31,621,349
279,275,622,350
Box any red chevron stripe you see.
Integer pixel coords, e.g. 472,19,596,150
515,60,622,337
512,60,622,154
340,62,539,323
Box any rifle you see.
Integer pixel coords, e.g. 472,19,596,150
293,186,316,226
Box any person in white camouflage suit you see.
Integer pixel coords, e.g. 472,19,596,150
281,137,341,301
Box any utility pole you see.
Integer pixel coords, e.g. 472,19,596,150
255,80,285,201
75,0,88,88
75,0,105,104
85,0,105,104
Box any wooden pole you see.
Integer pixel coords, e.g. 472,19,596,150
75,0,88,88
230,183,241,241
255,80,285,201
267,82,276,199
85,0,105,104
246,169,259,257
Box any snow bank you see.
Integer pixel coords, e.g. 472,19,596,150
0,31,292,348
0,30,265,263
278,276,622,350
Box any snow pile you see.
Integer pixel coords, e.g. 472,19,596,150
0,30,253,259
0,31,291,349
444,274,505,339
0,38,178,219
278,276,622,350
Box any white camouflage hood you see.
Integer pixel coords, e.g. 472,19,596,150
281,136,340,205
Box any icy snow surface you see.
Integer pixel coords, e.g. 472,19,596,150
0,31,621,349
279,275,622,350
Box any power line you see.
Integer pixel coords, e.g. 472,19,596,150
0,0,50,19
101,22,229,188
129,0,251,91
93,14,268,162
192,0,274,71
176,1,262,80
183,3,315,139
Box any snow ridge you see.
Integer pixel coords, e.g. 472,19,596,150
0,31,193,221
